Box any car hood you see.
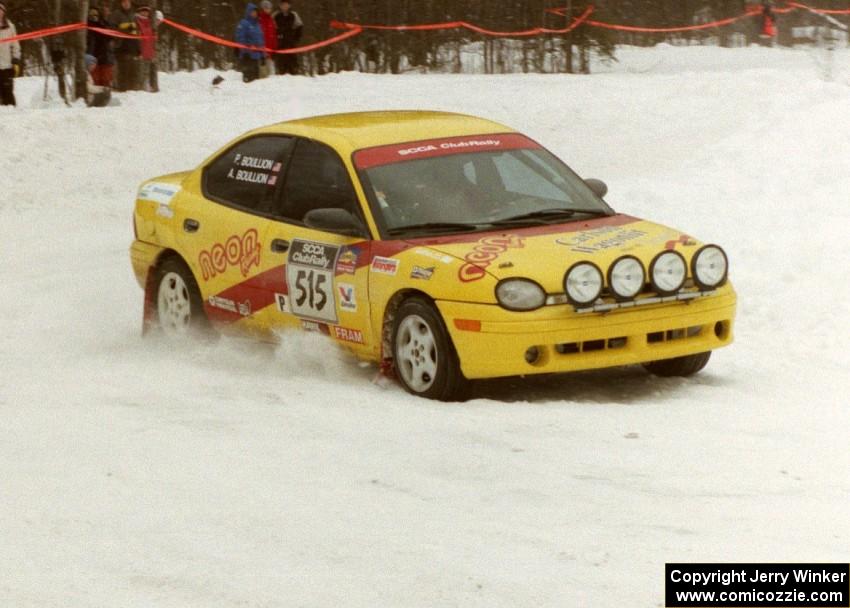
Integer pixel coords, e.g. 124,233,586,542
411,214,704,292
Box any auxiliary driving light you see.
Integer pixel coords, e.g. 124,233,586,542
564,262,604,307
649,251,687,295
691,245,728,290
608,256,645,300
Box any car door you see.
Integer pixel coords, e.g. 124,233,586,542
177,134,296,336
262,137,374,355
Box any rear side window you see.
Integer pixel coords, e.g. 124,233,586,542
274,139,359,224
203,136,295,215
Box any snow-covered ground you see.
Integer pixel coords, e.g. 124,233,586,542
1,45,849,607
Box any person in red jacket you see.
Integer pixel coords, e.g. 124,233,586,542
258,0,277,77
136,6,159,92
761,1,777,39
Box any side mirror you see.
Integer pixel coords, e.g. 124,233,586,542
585,178,608,199
303,207,367,237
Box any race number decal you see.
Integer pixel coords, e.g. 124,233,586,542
286,240,340,323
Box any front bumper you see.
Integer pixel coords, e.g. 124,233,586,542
437,286,737,380
129,240,165,289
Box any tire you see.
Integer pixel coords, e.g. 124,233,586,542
643,351,711,377
153,257,209,338
391,297,468,401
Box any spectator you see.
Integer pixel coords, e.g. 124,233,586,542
0,1,22,106
761,1,777,39
85,54,112,107
258,0,277,78
273,0,303,75
136,5,158,92
235,3,264,83
110,0,141,91
86,6,116,87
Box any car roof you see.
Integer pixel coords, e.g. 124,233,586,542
256,111,516,156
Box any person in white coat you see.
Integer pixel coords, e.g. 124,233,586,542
0,1,22,106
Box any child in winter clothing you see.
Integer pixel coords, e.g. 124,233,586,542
0,1,22,106
235,3,265,83
85,54,112,107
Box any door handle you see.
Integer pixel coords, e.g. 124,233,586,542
183,218,200,233
271,239,290,253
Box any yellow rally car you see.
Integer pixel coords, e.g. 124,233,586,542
130,111,736,400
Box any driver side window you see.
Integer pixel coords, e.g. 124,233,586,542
274,139,360,226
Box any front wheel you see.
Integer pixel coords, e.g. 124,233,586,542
153,257,209,338
392,298,468,401
642,351,711,377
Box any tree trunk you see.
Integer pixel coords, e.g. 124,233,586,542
74,0,90,100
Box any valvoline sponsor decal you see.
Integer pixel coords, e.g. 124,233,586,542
458,235,525,282
353,133,542,169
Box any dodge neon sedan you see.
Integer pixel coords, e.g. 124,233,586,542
130,111,736,400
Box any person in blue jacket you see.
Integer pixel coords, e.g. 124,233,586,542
235,3,265,83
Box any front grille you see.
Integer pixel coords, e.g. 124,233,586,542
647,325,703,344
555,336,628,355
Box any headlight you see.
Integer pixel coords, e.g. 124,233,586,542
564,262,604,307
495,279,546,311
649,251,687,295
607,255,645,300
691,245,728,290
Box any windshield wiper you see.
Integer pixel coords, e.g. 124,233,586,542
491,208,610,226
386,222,485,236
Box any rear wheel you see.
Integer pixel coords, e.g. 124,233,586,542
643,351,711,377
154,257,208,338
392,298,468,401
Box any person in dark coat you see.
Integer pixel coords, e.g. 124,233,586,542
235,3,265,83
273,0,303,75
0,1,22,106
110,0,141,91
86,6,116,87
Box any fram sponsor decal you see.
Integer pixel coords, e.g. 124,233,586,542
338,283,357,312
371,256,399,275
332,325,365,344
459,235,525,282
199,229,261,281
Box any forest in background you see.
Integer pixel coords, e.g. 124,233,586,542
8,0,850,76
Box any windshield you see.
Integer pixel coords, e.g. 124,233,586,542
353,133,613,237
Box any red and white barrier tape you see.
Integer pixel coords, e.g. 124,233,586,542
1,4,846,49
330,6,594,37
